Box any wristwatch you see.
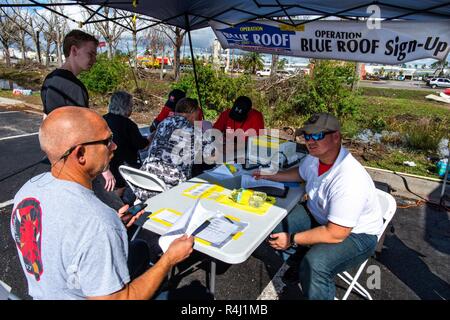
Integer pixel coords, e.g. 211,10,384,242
289,233,298,248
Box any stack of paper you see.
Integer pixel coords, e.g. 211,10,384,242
241,175,285,190
205,163,244,179
158,199,240,251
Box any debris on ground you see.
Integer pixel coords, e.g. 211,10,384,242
403,161,417,167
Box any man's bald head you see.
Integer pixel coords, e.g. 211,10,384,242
40,107,109,164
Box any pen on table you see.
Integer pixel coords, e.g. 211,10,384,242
192,220,211,236
224,216,235,224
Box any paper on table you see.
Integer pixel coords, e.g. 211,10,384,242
241,174,285,190
158,199,216,252
206,164,234,178
194,216,239,244
152,209,181,225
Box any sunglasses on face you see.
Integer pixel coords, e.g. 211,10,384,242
59,134,114,160
303,131,335,141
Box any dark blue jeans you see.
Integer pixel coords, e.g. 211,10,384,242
272,204,377,300
127,239,168,300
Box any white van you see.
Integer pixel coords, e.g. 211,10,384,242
256,68,271,77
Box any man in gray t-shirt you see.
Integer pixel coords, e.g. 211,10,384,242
12,173,129,299
11,107,194,300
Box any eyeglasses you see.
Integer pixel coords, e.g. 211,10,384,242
303,131,335,141
59,134,114,160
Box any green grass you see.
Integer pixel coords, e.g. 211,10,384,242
362,96,449,119
362,149,439,178
346,87,449,178
0,89,42,105
360,87,433,100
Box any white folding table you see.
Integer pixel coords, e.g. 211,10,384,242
140,169,305,296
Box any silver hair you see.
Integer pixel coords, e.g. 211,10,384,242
108,91,133,117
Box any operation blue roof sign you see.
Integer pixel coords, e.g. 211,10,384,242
210,20,450,64
217,22,295,51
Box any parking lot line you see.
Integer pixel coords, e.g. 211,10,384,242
0,132,39,141
0,111,20,115
257,262,289,300
0,199,13,209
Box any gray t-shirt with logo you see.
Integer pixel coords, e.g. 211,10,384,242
11,172,130,299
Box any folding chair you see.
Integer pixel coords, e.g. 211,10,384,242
119,165,168,196
118,165,168,240
336,189,397,300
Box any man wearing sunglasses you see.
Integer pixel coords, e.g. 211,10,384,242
253,112,383,300
11,107,194,300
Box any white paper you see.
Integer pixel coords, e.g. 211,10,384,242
241,174,285,190
184,183,214,197
194,217,239,244
153,209,181,224
158,199,216,252
206,164,234,178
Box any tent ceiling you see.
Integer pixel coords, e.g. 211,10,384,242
69,0,450,30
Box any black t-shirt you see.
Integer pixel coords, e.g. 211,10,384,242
41,69,89,114
103,113,149,187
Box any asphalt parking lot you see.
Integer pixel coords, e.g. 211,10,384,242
0,108,449,300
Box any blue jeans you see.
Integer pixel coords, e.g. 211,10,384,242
272,204,378,300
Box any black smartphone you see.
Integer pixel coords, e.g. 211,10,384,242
126,203,148,216
267,234,278,241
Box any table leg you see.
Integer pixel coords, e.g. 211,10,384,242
209,259,216,299
130,226,142,241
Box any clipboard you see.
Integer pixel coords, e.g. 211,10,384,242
247,186,289,198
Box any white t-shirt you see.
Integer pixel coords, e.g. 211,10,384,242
11,172,130,300
299,147,383,235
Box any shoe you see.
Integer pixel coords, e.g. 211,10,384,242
282,265,300,285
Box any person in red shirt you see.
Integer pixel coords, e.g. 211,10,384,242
213,96,265,136
149,89,203,133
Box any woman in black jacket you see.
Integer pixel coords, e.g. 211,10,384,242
103,91,150,197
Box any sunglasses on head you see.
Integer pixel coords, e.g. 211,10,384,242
303,131,335,141
59,134,114,160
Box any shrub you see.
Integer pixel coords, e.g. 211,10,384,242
172,64,253,115
261,60,360,127
369,116,387,133
79,54,129,94
405,121,447,152
303,60,360,117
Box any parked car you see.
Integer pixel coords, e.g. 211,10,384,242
256,68,271,77
428,78,450,88
276,70,294,77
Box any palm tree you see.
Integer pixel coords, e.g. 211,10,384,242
242,52,264,74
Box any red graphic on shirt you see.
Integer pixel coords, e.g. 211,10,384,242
12,198,43,281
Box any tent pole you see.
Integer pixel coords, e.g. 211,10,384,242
185,13,203,113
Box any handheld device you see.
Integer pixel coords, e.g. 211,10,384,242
267,234,278,241
126,203,148,216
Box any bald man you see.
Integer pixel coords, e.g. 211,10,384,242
11,107,194,300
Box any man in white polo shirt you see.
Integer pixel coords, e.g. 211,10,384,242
253,113,383,300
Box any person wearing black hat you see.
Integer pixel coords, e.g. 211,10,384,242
213,96,264,136
149,89,203,134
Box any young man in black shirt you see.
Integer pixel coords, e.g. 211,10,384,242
40,30,119,201
41,30,98,116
